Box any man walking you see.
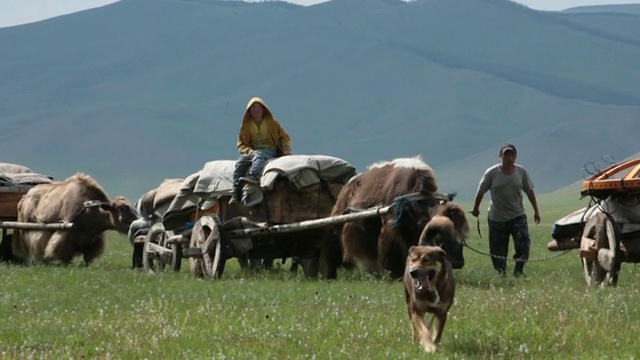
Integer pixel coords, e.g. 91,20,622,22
470,144,541,277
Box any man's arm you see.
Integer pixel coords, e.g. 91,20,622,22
471,170,491,217
525,189,541,224
470,191,484,218
521,168,540,224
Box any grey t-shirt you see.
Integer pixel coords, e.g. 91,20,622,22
476,164,534,222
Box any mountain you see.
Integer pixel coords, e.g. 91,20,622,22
1,0,639,202
563,4,640,14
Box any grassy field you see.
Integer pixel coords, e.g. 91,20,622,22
1,191,640,359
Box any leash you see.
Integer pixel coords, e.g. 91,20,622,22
469,211,483,239
466,212,571,262
461,240,573,262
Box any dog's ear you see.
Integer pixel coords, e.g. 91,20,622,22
408,245,416,254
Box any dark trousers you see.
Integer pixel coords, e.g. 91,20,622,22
488,214,531,274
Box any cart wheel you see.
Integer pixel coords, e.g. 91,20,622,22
143,223,169,273
189,215,225,279
581,213,620,287
189,231,204,278
170,233,184,272
599,213,621,286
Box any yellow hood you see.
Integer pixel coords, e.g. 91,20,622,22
243,97,274,123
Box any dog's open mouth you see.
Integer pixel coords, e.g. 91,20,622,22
410,268,437,291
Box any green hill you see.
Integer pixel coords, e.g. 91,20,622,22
0,0,639,201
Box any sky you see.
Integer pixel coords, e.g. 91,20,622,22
0,0,638,28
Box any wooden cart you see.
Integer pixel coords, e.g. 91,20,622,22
0,164,56,260
142,189,437,279
0,186,27,257
140,156,356,277
141,174,349,277
548,158,640,287
140,155,456,279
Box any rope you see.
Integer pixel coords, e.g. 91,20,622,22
392,196,409,227
62,200,107,224
462,240,573,262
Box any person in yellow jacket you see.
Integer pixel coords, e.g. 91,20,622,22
229,97,292,204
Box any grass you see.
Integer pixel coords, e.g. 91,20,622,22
1,192,640,359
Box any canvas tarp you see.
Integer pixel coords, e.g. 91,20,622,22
135,178,184,219
0,162,53,190
0,162,54,218
553,197,640,240
162,155,356,229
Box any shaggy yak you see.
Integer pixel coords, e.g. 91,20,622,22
11,173,138,265
322,157,468,279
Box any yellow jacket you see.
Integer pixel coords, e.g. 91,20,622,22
237,97,292,157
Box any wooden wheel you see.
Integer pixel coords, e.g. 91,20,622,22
581,215,605,286
170,231,183,272
143,222,170,273
580,213,620,287
189,231,203,278
189,215,225,279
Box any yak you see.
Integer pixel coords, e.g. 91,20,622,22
321,156,468,279
11,173,137,265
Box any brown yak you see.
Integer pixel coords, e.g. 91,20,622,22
11,173,138,265
322,156,465,279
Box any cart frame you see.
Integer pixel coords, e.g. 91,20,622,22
142,192,450,278
549,158,640,287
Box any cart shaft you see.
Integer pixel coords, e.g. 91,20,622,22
227,204,394,238
0,221,74,230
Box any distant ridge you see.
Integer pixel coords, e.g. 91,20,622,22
563,4,640,14
0,0,639,201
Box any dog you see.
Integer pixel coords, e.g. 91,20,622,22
403,245,455,353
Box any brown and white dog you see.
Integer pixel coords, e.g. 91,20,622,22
403,245,455,353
